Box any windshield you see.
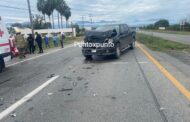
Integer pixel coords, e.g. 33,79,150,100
95,25,119,31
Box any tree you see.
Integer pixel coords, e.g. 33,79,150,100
44,0,56,29
72,24,80,35
7,27,16,34
33,14,51,29
154,19,169,29
56,0,66,28
64,5,71,28
11,23,23,28
37,0,46,22
56,0,66,29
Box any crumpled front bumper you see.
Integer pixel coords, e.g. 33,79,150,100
82,47,116,56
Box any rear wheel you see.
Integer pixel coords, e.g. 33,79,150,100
130,41,135,49
114,43,121,59
0,58,4,73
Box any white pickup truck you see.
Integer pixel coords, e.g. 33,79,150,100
0,16,11,72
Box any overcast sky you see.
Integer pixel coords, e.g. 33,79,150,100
0,0,190,26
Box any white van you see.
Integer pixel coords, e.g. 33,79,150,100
0,16,11,72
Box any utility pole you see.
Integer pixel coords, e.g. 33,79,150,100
89,14,93,28
82,16,84,29
27,0,34,35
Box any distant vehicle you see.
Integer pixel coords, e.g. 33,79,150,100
82,24,136,59
0,16,11,72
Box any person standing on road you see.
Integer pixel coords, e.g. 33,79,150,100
35,32,43,53
44,34,50,48
53,33,58,47
15,32,27,58
27,34,35,54
60,32,65,48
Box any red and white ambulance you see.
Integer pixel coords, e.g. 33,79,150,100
0,16,11,72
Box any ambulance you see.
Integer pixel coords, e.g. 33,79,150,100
0,16,11,72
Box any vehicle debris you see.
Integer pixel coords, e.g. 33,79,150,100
47,74,55,78
83,67,92,70
160,107,166,111
28,107,34,111
47,93,54,96
63,76,72,81
58,88,73,92
10,113,16,117
77,76,83,81
73,82,78,87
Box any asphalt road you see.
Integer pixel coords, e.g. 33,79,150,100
0,44,190,122
139,31,190,45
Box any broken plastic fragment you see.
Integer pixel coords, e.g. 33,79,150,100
10,113,16,117
47,93,54,96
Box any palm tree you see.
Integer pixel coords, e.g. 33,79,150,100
45,0,58,29
64,5,71,28
56,0,66,28
37,0,46,22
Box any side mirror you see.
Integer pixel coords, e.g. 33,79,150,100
111,29,117,37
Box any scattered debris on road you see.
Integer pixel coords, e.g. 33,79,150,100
10,113,16,117
63,76,72,81
47,93,54,96
58,88,73,92
77,76,83,81
111,96,116,100
47,74,55,78
83,67,92,70
28,107,34,111
160,107,166,111
26,99,32,103
73,82,78,87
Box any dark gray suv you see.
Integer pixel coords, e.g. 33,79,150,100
82,24,136,59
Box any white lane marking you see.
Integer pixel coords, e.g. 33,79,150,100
7,45,73,67
138,61,148,64
111,62,129,65
0,75,59,120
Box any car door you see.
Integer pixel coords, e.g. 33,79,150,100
124,25,133,45
118,25,128,49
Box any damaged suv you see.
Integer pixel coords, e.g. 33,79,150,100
82,24,136,59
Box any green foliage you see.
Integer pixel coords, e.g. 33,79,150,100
7,27,16,34
154,19,170,28
33,14,51,29
72,24,80,35
137,33,190,52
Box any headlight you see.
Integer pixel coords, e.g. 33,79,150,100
105,38,113,43
108,39,113,43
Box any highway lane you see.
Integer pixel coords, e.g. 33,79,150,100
0,45,190,122
139,31,190,45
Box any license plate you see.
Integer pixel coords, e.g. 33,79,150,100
91,49,96,53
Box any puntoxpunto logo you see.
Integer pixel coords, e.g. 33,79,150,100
74,42,115,48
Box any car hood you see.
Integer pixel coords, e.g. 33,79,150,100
85,30,113,43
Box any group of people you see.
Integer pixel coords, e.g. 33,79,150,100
9,32,66,59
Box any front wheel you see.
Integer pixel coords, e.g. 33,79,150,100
84,55,92,60
0,58,4,73
130,41,135,49
114,43,121,59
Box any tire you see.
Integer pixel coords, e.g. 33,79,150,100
130,41,135,49
0,58,4,73
84,55,92,60
114,43,121,59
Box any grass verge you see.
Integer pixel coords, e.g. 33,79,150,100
137,33,190,53
141,30,190,35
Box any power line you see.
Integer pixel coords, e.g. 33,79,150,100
0,4,28,10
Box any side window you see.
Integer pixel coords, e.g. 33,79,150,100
124,25,129,32
120,26,125,33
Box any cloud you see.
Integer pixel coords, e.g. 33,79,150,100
1,0,190,25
